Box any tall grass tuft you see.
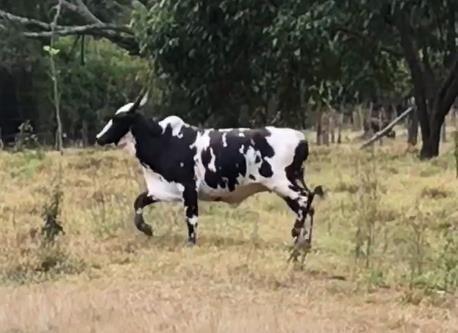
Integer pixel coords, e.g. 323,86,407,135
353,152,380,269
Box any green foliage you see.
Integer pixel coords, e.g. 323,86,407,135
0,0,454,141
131,0,412,127
132,0,341,126
55,37,149,141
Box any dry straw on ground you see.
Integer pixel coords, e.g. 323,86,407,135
0,137,456,332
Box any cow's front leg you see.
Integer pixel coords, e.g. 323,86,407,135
133,191,156,236
182,185,199,245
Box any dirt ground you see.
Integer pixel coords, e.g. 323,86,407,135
1,273,457,333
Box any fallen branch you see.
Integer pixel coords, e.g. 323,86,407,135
360,107,414,149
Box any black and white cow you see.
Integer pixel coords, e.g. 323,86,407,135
96,94,322,246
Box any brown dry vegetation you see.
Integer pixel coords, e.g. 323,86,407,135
0,137,457,333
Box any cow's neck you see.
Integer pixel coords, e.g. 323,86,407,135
130,115,163,171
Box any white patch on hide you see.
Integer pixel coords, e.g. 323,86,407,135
188,215,198,225
208,148,217,172
115,102,135,114
159,116,186,137
142,166,185,202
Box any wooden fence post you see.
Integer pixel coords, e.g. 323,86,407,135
330,110,336,144
337,113,343,144
322,112,330,145
316,109,322,145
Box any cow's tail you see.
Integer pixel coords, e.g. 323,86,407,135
298,172,324,199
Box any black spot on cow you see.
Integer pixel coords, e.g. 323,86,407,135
249,174,256,180
200,128,276,191
251,129,274,177
285,140,309,190
259,161,273,177
202,130,249,191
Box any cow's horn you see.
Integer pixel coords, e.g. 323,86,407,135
128,89,147,113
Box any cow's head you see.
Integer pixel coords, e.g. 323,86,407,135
96,92,147,147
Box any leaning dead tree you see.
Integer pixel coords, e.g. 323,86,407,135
360,107,414,149
49,0,64,153
0,1,139,54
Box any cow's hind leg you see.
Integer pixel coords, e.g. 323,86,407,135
284,193,310,242
272,184,310,242
133,191,156,236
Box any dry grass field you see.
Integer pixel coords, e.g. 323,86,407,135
0,135,457,332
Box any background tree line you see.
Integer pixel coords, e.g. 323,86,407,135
0,0,456,158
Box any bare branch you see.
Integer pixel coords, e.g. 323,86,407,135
23,23,132,37
51,0,63,33
0,6,138,53
60,0,79,13
0,9,52,30
61,0,102,24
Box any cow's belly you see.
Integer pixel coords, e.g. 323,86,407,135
198,183,268,204
143,167,184,202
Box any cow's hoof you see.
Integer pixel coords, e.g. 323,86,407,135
141,224,153,237
186,239,196,247
137,222,153,236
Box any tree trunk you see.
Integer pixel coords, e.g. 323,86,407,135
81,119,89,147
363,102,374,139
407,107,418,146
420,59,458,159
396,13,458,159
420,102,450,158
